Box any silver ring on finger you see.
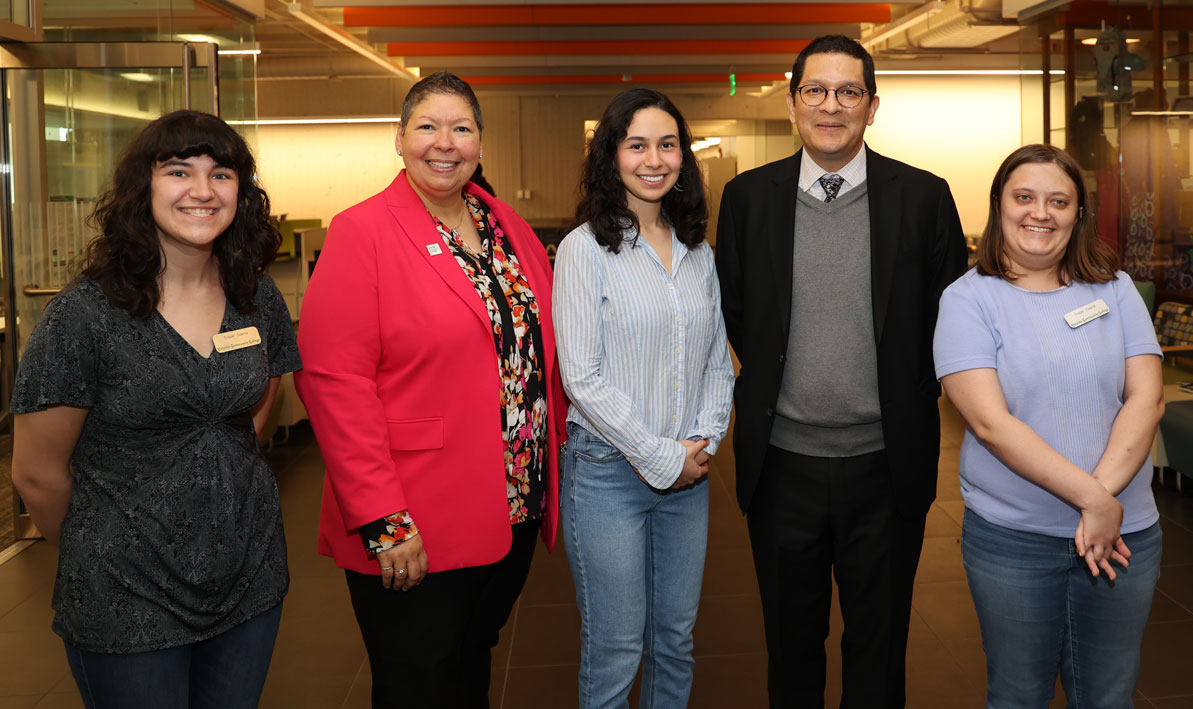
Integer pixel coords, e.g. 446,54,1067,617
397,568,407,575
380,566,393,571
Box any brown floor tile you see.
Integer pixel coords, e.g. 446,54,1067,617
1152,696,1193,708
341,678,371,709
518,545,575,607
0,628,72,697
924,503,962,538
259,672,361,709
934,499,967,530
689,652,768,708
30,694,83,709
0,584,54,634
1153,487,1193,534
912,580,980,640
939,631,989,682
0,543,56,619
1149,587,1193,623
904,612,986,708
501,664,580,709
1155,563,1193,613
914,536,967,583
693,593,766,657
263,610,367,697
1160,523,1193,566
507,602,581,668
702,542,761,597
1,696,43,709
1138,620,1193,698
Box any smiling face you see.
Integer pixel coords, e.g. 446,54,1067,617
397,92,482,204
150,154,238,254
999,161,1080,276
787,51,879,172
616,107,683,215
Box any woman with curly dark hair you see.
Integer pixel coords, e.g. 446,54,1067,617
553,88,734,708
10,110,299,708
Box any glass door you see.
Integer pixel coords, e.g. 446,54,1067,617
0,41,217,550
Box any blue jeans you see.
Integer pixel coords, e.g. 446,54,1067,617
64,602,282,709
962,510,1161,709
562,423,709,709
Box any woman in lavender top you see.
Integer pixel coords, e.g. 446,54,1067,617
934,144,1163,708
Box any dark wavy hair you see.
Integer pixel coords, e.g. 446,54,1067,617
82,110,280,319
976,143,1117,285
790,34,878,95
572,88,707,254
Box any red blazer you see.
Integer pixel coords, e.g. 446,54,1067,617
295,172,567,575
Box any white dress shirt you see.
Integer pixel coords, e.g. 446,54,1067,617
799,146,868,201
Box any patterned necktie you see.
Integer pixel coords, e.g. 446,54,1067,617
819,173,844,203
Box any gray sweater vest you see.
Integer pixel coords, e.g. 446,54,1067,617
769,183,885,458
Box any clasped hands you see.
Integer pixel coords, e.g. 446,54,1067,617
1076,479,1131,581
633,439,711,490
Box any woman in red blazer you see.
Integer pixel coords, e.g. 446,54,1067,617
294,72,566,709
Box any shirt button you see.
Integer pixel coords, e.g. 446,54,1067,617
779,354,786,363
667,283,674,290
674,315,681,323
674,347,681,354
672,415,679,422
674,381,681,389
766,407,774,416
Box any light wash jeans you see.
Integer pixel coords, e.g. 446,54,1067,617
562,422,709,709
962,509,1161,709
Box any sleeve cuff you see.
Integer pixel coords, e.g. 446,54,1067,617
633,439,685,489
358,510,420,555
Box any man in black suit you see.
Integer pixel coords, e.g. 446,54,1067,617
715,35,967,708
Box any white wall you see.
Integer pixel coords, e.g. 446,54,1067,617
251,123,404,226
865,75,1037,235
249,75,1046,233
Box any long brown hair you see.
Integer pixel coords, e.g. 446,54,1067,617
976,143,1117,284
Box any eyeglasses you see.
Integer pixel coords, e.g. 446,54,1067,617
794,84,871,108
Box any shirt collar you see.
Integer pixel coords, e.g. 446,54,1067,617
798,146,868,194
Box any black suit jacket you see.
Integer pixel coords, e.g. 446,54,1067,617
716,146,967,518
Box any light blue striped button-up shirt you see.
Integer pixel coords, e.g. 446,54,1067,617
553,222,735,489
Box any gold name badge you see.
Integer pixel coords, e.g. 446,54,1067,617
213,326,261,353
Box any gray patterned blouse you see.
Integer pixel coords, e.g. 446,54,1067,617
11,275,301,653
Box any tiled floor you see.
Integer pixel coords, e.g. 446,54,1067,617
2,399,1193,708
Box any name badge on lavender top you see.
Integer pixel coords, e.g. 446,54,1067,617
1063,299,1110,329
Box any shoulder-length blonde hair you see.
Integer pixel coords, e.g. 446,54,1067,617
976,143,1117,284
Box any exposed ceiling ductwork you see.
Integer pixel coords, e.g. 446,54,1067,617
864,0,1020,52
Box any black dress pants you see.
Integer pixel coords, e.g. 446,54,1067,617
748,445,915,709
345,519,540,709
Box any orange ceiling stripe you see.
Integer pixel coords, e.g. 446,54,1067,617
388,39,809,56
462,72,787,85
347,4,889,27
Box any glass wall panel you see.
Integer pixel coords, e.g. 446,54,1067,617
1022,1,1193,301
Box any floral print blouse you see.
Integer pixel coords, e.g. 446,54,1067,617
359,192,548,554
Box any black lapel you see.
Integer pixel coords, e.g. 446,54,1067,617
867,147,901,347
771,152,801,339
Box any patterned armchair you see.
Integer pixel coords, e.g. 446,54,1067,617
1155,301,1193,370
